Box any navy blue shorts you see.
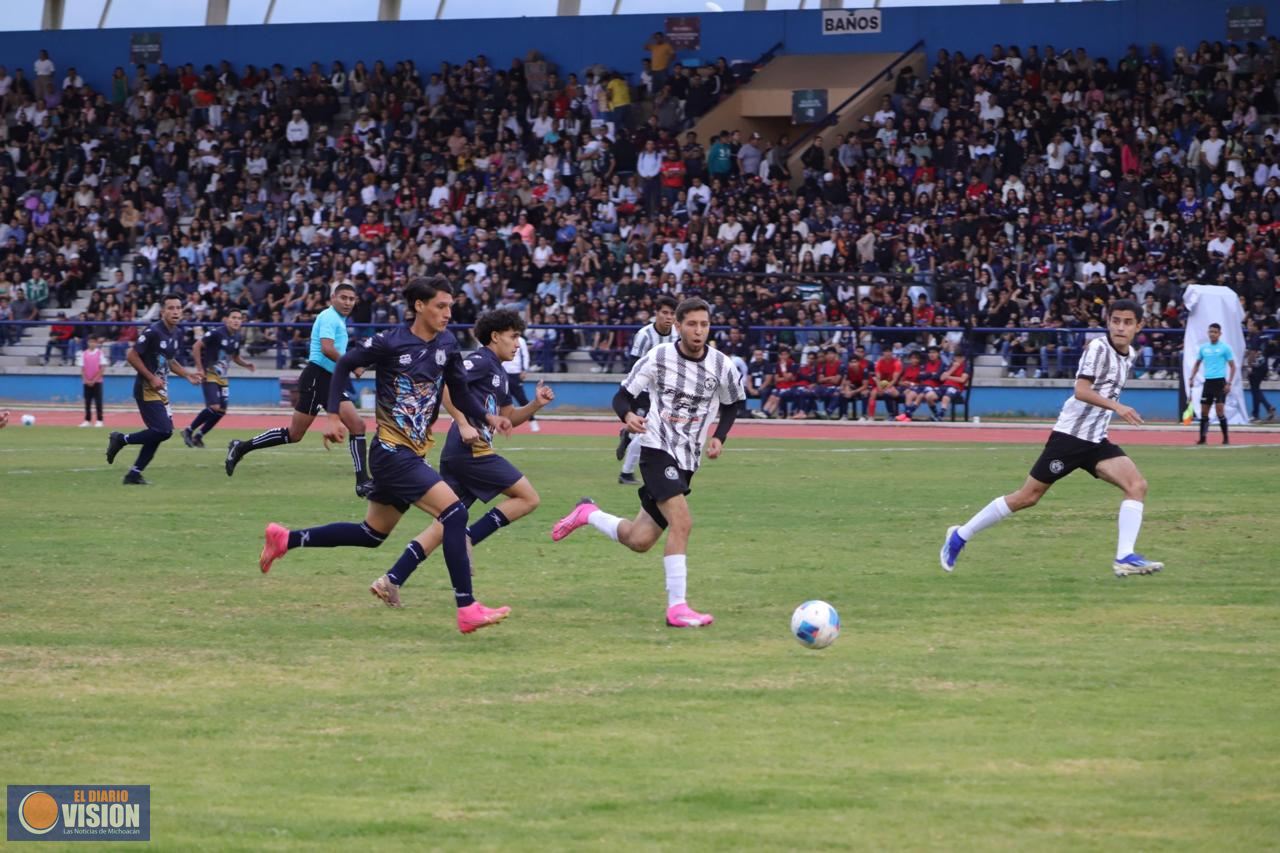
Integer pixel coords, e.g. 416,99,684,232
135,397,174,435
439,452,524,507
366,441,444,513
202,381,229,409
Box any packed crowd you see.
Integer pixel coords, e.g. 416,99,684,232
0,34,1278,391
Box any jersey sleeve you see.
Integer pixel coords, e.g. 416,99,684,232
313,311,339,342
628,327,649,358
622,349,656,397
133,328,160,361
717,354,746,404
1076,339,1104,379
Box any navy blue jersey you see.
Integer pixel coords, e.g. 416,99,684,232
333,326,484,457
200,324,242,386
133,321,183,403
442,347,512,459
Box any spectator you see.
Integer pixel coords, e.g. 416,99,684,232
43,312,75,365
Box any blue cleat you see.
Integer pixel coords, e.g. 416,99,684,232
940,525,966,572
1113,553,1163,577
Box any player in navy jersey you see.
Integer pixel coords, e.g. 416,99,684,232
105,293,202,485
368,309,555,607
183,309,254,448
256,277,514,634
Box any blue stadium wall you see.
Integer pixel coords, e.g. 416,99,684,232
0,374,1182,420
4,0,1279,94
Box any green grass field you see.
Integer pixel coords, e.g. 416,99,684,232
2,428,1278,851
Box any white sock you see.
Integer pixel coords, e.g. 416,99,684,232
587,510,622,541
958,496,1013,541
621,433,643,474
1116,499,1143,560
663,554,687,607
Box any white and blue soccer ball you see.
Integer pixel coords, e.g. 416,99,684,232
20,414,35,426
791,600,840,649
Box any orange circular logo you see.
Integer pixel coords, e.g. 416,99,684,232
18,791,59,834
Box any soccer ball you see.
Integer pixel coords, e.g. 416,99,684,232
20,414,35,426
790,600,840,649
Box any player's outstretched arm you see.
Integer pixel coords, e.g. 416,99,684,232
612,386,646,433
508,380,554,427
1074,377,1143,426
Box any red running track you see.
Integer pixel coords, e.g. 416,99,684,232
14,408,1280,446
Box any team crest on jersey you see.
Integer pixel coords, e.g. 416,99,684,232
463,359,474,370
491,374,501,387
664,466,679,480
398,353,411,365
1049,459,1065,474
703,376,716,390
435,349,447,366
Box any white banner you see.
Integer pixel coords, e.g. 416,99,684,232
821,9,882,36
1182,284,1250,425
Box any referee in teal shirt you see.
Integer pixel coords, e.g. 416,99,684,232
1188,322,1237,445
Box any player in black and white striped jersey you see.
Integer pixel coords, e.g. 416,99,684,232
941,299,1165,578
553,298,745,628
616,295,678,484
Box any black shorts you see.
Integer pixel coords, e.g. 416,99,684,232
295,363,355,416
202,381,229,409
1201,378,1227,405
1029,431,1127,484
134,396,174,436
637,446,694,529
365,441,443,513
439,452,524,507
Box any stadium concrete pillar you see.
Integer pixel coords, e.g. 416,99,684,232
41,0,65,30
745,0,766,10
820,0,842,7
557,0,581,14
378,0,402,21
206,0,229,26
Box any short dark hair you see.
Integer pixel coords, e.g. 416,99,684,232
1208,322,1222,331
332,282,356,297
475,308,526,345
161,292,182,306
656,295,678,312
1108,298,1141,320
404,275,453,308
676,297,711,322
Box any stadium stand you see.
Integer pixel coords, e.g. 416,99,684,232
0,36,1278,418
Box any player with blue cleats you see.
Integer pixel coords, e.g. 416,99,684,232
939,525,966,572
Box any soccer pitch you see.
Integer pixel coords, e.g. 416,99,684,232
2,429,1278,850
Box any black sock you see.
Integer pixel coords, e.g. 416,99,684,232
1219,417,1229,439
132,433,170,471
202,410,225,435
439,501,475,607
1200,415,1209,438
287,521,386,550
244,426,290,455
467,507,510,547
386,540,426,586
189,408,213,434
349,434,369,482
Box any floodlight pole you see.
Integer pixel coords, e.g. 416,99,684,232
98,0,113,27
206,0,229,26
41,0,65,30
378,0,401,21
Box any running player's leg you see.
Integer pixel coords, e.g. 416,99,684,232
411,481,509,632
260,499,397,573
116,401,174,483
651,491,712,626
230,364,326,473
941,474,1051,571
1094,454,1161,575
337,398,371,491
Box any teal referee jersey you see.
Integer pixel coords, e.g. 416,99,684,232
1197,341,1234,380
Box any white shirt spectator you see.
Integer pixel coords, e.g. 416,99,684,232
1200,136,1226,169
1207,235,1235,258
1079,258,1107,283
636,150,662,179
532,242,554,268
62,72,83,90
1047,139,1071,171
687,181,711,213
873,107,896,126
716,220,742,243
350,258,378,278
286,116,310,143
428,184,451,209
33,56,54,78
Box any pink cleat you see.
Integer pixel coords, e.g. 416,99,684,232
457,601,511,634
551,497,599,542
895,413,911,422
259,522,289,574
666,603,714,628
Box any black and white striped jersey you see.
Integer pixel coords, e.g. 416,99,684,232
1052,336,1139,442
628,322,678,359
622,343,745,471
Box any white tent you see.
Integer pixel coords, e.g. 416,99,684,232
1182,284,1249,425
